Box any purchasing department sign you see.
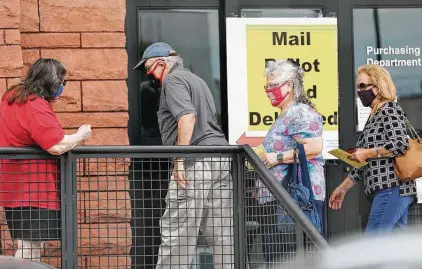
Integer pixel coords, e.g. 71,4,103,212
226,18,339,159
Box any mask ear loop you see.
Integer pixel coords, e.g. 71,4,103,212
146,59,167,85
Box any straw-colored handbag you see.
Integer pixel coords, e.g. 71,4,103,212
393,119,422,182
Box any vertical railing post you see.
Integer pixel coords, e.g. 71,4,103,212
295,226,305,259
61,152,78,269
232,154,246,269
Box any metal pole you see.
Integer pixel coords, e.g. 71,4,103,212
232,155,241,269
373,8,382,62
60,152,78,269
236,155,246,269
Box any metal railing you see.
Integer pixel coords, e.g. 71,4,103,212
0,145,328,269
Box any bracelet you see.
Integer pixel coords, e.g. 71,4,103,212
375,148,381,158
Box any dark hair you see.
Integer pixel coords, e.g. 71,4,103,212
7,58,66,105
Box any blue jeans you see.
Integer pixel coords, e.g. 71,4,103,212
365,186,414,233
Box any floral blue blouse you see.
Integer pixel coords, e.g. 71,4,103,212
256,103,326,204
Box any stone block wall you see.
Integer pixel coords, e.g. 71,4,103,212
0,1,23,96
0,0,131,268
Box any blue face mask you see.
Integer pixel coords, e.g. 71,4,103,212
53,85,65,98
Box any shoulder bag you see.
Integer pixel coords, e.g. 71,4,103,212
276,143,322,234
393,118,422,182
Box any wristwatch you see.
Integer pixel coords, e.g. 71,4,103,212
277,152,284,163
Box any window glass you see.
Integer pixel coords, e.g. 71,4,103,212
353,8,422,130
137,9,220,143
241,8,322,18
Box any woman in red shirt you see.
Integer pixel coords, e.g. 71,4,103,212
0,59,92,261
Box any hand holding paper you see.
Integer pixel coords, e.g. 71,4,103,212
328,148,368,169
252,144,278,168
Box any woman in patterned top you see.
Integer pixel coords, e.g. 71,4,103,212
258,59,325,264
329,64,416,233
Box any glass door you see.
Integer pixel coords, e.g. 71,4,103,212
126,2,222,269
338,0,422,233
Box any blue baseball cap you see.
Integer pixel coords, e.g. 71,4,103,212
133,42,174,70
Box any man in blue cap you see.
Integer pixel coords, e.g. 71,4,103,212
134,42,234,269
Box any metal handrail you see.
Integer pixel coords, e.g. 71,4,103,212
72,145,242,154
0,145,241,154
0,147,46,154
0,145,329,250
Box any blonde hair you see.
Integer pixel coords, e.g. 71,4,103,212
357,64,396,101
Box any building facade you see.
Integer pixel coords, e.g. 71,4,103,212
1,0,422,268
0,1,130,268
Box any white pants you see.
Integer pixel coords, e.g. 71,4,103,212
156,158,234,269
15,240,43,261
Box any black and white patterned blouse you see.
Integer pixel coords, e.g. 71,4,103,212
349,101,416,197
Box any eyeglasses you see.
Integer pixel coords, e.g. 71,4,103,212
145,59,161,73
264,81,288,90
62,80,67,86
357,83,374,90
145,64,153,72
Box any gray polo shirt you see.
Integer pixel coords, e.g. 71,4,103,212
157,65,228,154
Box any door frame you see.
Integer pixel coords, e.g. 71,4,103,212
125,2,224,269
338,0,422,145
338,0,422,233
126,0,224,146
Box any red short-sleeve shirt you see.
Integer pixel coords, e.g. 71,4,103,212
0,91,65,210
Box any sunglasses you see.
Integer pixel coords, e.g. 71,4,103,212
357,83,374,90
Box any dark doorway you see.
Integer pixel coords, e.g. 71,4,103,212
126,2,222,269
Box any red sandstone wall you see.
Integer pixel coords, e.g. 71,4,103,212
0,1,131,268
0,1,22,96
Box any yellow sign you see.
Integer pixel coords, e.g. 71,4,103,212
246,24,338,132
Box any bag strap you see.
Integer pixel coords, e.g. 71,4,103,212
405,118,421,141
398,107,420,141
297,143,315,204
281,148,298,189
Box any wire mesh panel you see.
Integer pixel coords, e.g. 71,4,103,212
76,154,235,269
77,157,132,269
0,156,63,268
0,147,328,269
243,160,321,269
407,204,422,227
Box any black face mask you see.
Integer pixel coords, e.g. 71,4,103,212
357,88,376,107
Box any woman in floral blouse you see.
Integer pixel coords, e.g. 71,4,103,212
258,59,325,265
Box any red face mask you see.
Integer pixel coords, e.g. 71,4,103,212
265,82,290,107
146,60,167,86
